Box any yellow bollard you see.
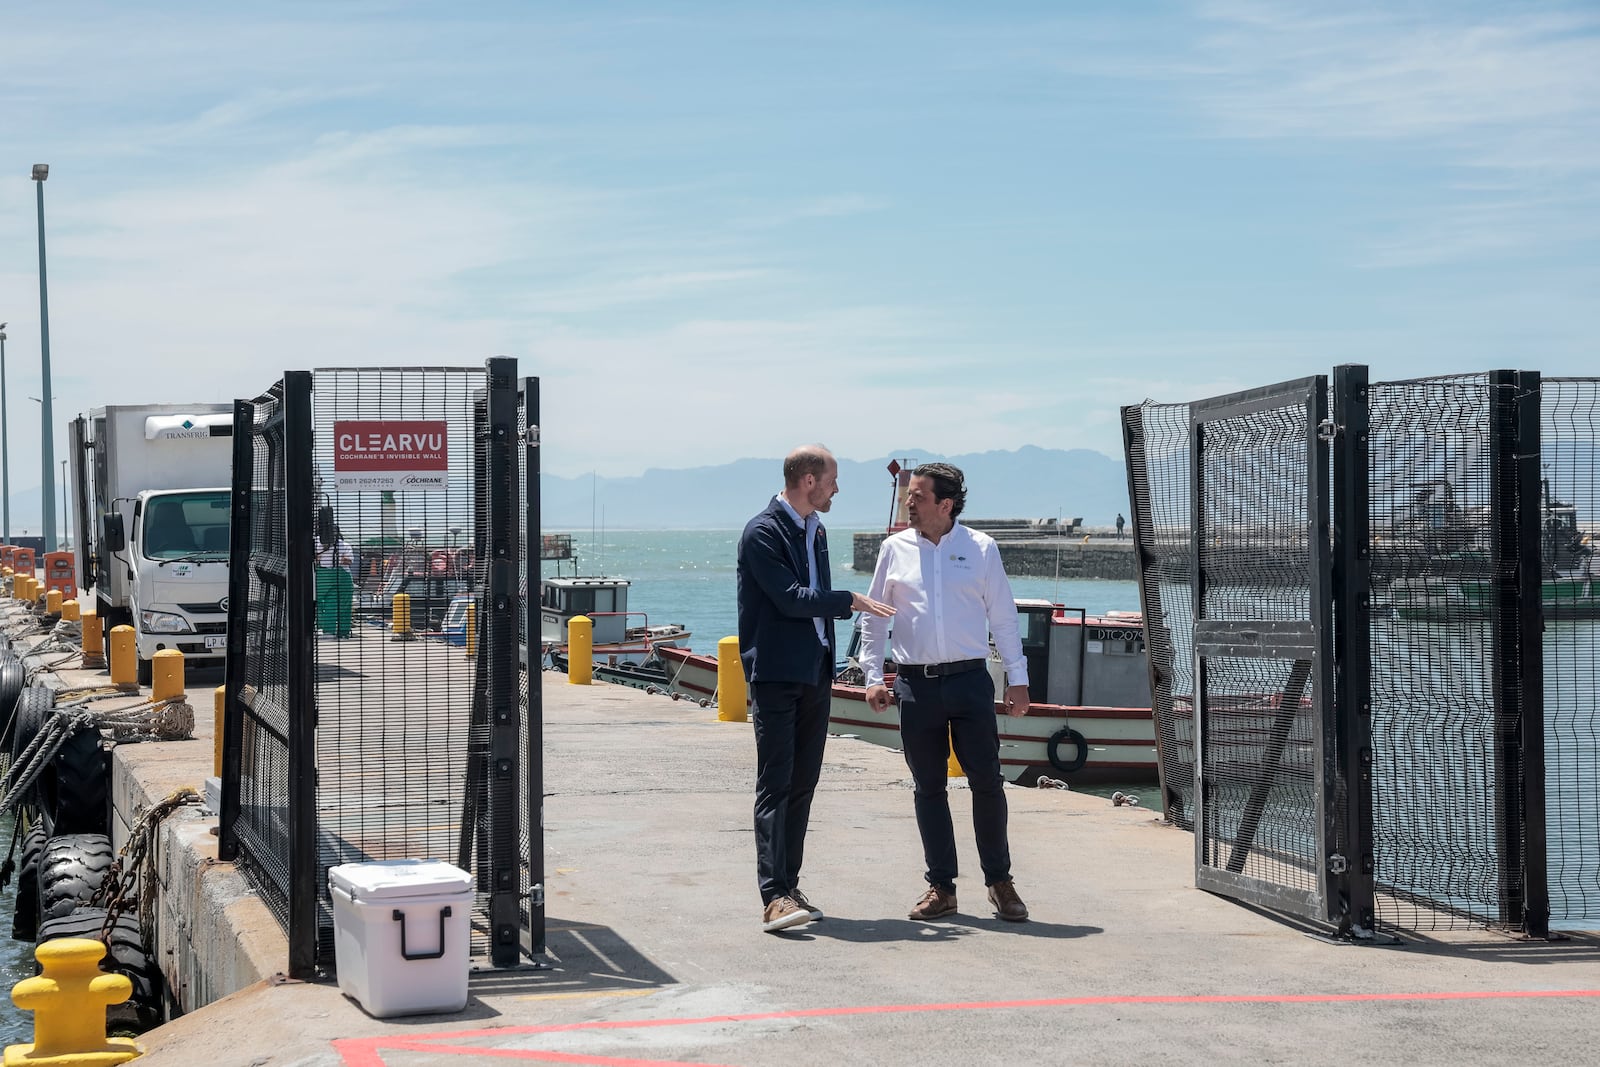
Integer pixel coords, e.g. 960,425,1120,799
391,593,414,641
109,626,137,687
15,576,30,602
948,732,965,779
567,616,592,685
45,589,62,615
465,600,477,658
82,607,104,663
716,636,747,723
152,649,185,701
62,599,80,622
214,686,226,777
3,938,141,1065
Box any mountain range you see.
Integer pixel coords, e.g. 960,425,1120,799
542,446,1131,530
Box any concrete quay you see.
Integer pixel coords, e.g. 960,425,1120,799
6,604,1599,1066
852,529,1136,579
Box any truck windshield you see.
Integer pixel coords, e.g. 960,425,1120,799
142,491,231,559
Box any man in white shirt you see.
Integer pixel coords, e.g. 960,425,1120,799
861,463,1031,922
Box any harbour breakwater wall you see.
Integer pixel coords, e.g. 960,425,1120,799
852,530,1137,580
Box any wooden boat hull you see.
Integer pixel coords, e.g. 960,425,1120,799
655,646,1157,784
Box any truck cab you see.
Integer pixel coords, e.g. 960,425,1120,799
117,488,231,680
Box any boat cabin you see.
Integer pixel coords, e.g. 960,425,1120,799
540,576,633,645
1013,600,1151,709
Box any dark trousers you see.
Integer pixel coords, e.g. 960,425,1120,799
895,667,1011,891
751,659,832,905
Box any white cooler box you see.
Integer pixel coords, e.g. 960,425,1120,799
329,859,473,1017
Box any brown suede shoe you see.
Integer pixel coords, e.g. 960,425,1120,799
908,885,958,921
762,896,812,933
988,880,1029,922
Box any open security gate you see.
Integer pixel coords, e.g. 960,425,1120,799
1190,376,1350,925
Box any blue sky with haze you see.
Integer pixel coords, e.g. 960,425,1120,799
1,1,1596,517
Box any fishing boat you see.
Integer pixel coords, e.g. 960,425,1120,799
1383,485,1600,619
539,575,691,665
656,600,1157,784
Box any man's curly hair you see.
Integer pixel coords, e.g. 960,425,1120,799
912,462,967,520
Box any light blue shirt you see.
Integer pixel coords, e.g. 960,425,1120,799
776,495,827,646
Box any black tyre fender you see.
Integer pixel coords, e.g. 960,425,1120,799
11,821,47,941
0,651,25,738
7,685,52,764
36,906,163,1031
39,722,110,837
38,833,115,923
1046,727,1088,774
7,687,55,813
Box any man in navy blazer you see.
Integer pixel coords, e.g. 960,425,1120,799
738,444,893,933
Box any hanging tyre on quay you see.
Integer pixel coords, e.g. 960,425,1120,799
37,833,115,924
39,721,110,837
35,906,164,1032
10,821,47,942
6,686,55,813
0,650,26,742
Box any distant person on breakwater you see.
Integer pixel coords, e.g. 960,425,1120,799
737,444,894,934
860,462,1032,923
1116,513,1126,539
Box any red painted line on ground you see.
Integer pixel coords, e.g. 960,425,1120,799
370,1039,731,1065
334,989,1600,1065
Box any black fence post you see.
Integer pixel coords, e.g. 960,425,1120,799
220,398,255,861
283,370,319,979
484,357,521,966
522,375,546,957
1189,413,1209,872
1331,364,1375,935
1513,370,1550,937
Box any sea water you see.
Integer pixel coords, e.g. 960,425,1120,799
544,527,1143,656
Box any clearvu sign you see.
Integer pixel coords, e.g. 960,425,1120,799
333,420,448,492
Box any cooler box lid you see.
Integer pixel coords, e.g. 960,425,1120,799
329,859,473,902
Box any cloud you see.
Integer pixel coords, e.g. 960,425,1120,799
1182,2,1600,262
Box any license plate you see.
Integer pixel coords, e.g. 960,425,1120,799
203,635,227,649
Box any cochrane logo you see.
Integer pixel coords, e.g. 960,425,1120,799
401,475,445,487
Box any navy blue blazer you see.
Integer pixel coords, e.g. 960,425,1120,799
736,497,853,685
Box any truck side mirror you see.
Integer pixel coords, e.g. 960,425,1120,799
105,514,126,552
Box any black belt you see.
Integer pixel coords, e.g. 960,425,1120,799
898,658,986,679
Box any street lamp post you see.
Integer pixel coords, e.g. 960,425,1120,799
60,458,68,550
0,322,9,542
33,164,57,553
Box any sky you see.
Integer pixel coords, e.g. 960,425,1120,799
1,1,1597,526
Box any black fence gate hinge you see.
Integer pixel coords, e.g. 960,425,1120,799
1317,418,1341,442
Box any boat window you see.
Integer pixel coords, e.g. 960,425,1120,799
593,588,615,613
567,588,595,615
1017,609,1051,648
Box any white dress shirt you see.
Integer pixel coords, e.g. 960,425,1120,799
859,523,1029,690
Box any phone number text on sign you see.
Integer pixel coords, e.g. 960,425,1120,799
333,419,449,492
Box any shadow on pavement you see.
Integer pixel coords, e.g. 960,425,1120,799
783,915,1102,943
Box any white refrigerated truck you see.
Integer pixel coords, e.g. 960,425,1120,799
69,404,234,682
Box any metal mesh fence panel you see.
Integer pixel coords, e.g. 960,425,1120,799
1122,401,1196,827
1366,375,1516,929
1191,385,1333,919
308,367,487,963
228,388,293,932
1540,378,1600,930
